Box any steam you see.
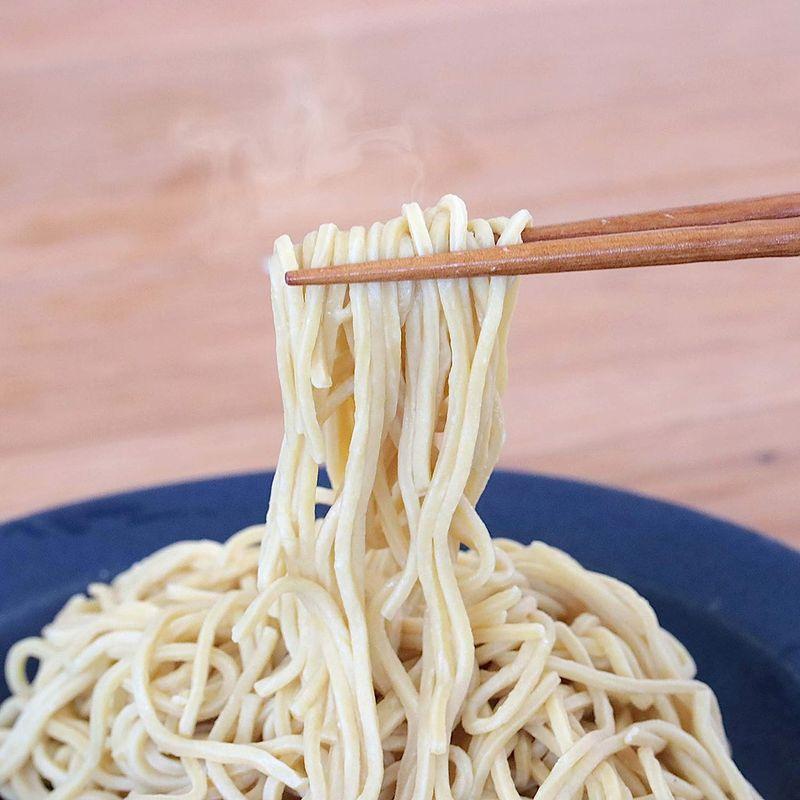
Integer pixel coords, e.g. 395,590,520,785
171,44,429,256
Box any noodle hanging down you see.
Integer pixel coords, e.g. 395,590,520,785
0,195,760,800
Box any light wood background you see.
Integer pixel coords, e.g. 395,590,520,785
2,1,799,546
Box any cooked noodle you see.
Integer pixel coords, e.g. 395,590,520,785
0,195,759,800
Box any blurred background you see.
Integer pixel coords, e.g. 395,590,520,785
1,1,798,545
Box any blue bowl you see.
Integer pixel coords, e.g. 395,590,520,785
1,471,799,798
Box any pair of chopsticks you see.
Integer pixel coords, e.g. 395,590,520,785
285,193,800,286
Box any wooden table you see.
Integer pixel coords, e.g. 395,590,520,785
2,1,799,546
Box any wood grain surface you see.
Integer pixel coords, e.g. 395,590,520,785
1,1,799,546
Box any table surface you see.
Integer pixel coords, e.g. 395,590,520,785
1,1,799,547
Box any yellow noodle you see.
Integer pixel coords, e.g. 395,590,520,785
0,196,759,800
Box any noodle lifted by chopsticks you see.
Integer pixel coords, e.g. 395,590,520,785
0,195,760,800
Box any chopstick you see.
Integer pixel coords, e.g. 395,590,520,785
285,193,800,286
519,191,800,241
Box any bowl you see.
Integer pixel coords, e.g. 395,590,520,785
1,471,798,797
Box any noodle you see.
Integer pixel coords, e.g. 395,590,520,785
0,195,760,800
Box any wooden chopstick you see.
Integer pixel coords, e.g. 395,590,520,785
520,191,800,242
285,193,800,286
